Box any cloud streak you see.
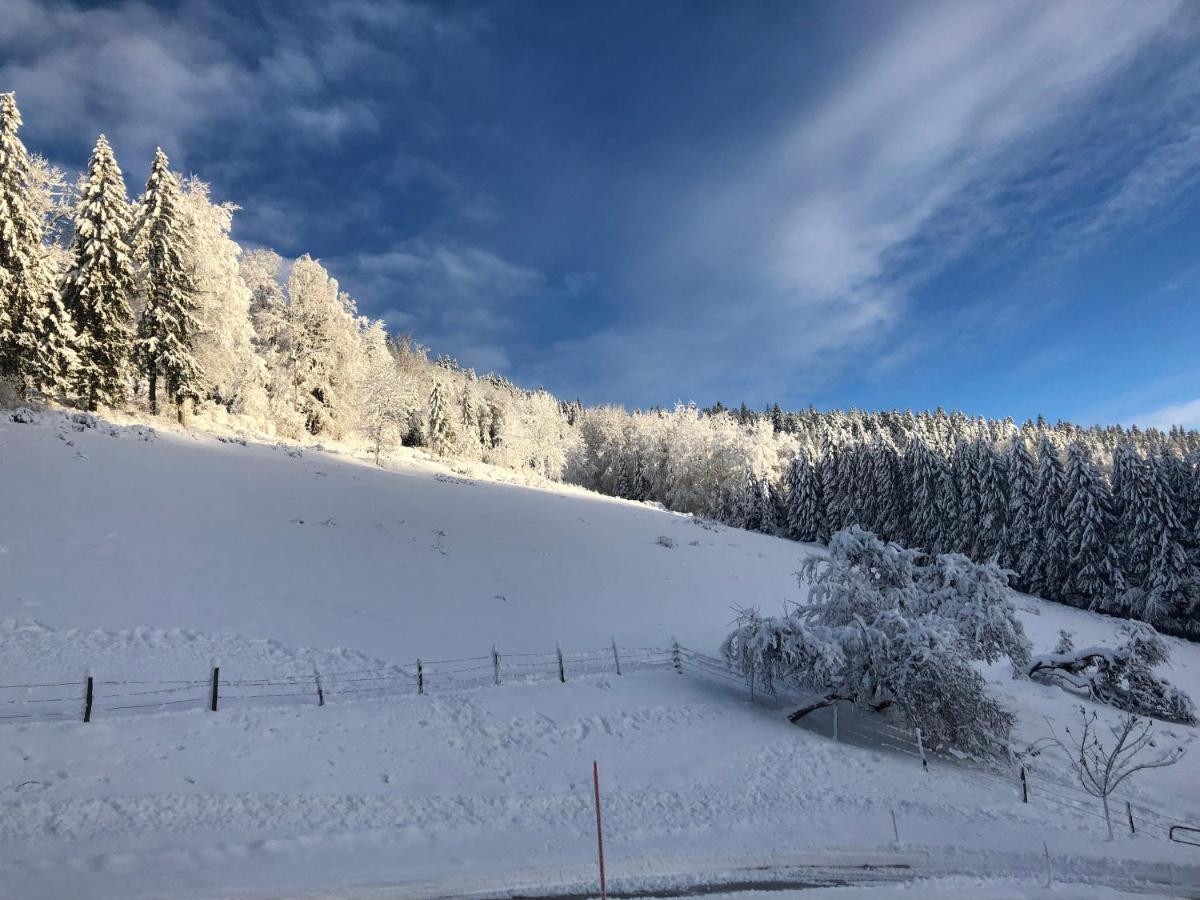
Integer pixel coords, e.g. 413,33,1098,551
529,0,1195,406
1132,397,1200,430
0,0,477,180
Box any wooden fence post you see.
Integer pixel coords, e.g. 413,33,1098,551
1020,765,1028,803
210,662,220,712
417,659,424,695
833,703,839,742
1126,801,1135,835
916,728,928,772
890,808,899,844
611,637,622,676
593,761,607,900
313,662,324,707
83,675,93,723
492,646,501,686
671,638,681,674
557,644,566,683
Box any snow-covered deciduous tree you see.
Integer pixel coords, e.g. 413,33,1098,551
132,149,201,419
357,319,405,465
61,134,135,411
1028,623,1195,725
722,526,1030,757
0,93,76,397
282,254,358,437
1045,708,1184,840
241,248,287,357
178,178,267,417
24,152,75,278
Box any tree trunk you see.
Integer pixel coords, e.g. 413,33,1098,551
1103,796,1114,841
788,693,846,723
176,395,191,428
148,370,158,415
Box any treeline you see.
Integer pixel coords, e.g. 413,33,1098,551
3,92,1197,636
0,93,573,477
570,405,1200,638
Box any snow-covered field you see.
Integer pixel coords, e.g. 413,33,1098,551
1,409,1198,899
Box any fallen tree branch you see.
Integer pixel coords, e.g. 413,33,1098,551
788,692,848,723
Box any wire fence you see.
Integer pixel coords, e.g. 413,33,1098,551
2,636,1194,844
672,642,1199,845
0,641,674,724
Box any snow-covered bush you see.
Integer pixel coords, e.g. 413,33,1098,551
722,526,1031,757
1028,623,1196,725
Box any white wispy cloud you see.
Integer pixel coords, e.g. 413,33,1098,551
338,241,546,373
0,0,476,174
1132,397,1200,430
534,0,1194,405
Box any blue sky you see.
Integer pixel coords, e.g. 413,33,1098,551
3,0,1199,427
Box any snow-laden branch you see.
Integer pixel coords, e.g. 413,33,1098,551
723,526,1031,758
1027,625,1196,726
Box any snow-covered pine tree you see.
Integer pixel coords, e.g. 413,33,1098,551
905,432,944,552
1032,436,1069,602
1183,450,1200,573
614,442,642,500
1003,439,1039,587
132,149,201,418
848,421,873,527
1115,449,1195,628
1061,441,1125,611
818,427,849,532
0,92,76,395
867,435,903,542
734,468,762,531
934,448,959,554
1158,449,1192,526
630,443,653,503
783,449,826,542
426,381,455,456
765,478,785,535
952,437,981,556
974,437,1008,563
61,134,135,411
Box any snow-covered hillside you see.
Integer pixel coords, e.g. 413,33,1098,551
1,408,802,661
1,410,1198,899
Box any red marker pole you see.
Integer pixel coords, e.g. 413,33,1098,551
593,760,607,900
